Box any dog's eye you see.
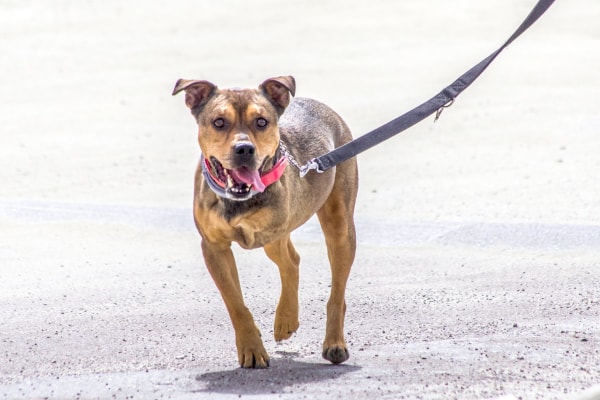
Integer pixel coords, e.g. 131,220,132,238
255,118,268,129
213,118,226,129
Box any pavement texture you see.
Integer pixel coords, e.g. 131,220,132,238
1,0,599,399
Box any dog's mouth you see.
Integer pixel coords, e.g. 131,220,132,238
202,150,288,201
209,156,267,196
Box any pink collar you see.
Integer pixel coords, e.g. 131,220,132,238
260,156,288,187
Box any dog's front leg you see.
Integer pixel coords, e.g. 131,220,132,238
201,239,270,368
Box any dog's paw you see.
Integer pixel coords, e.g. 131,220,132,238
274,315,299,342
236,332,270,368
239,347,270,369
322,344,350,364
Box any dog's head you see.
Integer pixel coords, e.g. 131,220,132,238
173,76,295,200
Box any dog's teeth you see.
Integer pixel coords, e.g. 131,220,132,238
227,176,234,189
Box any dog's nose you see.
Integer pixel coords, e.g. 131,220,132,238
233,142,256,165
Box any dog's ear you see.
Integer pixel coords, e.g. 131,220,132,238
172,79,216,112
260,76,296,114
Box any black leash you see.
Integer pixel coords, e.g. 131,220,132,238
299,0,555,177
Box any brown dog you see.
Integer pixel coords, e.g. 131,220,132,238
172,76,358,368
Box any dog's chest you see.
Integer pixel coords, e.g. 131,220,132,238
220,215,287,249
208,204,287,250
221,195,268,221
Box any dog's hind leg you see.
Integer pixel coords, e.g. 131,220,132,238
316,160,358,364
264,234,300,342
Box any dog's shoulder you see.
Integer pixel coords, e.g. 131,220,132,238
279,97,352,159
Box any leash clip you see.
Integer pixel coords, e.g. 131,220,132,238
299,159,322,178
434,98,455,122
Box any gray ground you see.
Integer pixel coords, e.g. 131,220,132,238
1,0,599,399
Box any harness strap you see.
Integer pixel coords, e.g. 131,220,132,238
299,0,555,176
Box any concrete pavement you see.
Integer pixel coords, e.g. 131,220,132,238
1,0,599,398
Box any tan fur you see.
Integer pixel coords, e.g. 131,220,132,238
173,76,358,368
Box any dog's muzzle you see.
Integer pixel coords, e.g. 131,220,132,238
201,154,287,201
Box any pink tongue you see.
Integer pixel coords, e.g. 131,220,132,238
230,167,266,192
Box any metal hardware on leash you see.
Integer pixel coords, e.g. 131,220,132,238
434,98,455,122
278,141,301,169
279,141,324,177
299,159,322,177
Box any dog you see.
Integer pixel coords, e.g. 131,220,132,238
172,76,358,368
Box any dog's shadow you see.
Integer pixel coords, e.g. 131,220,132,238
193,351,361,395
